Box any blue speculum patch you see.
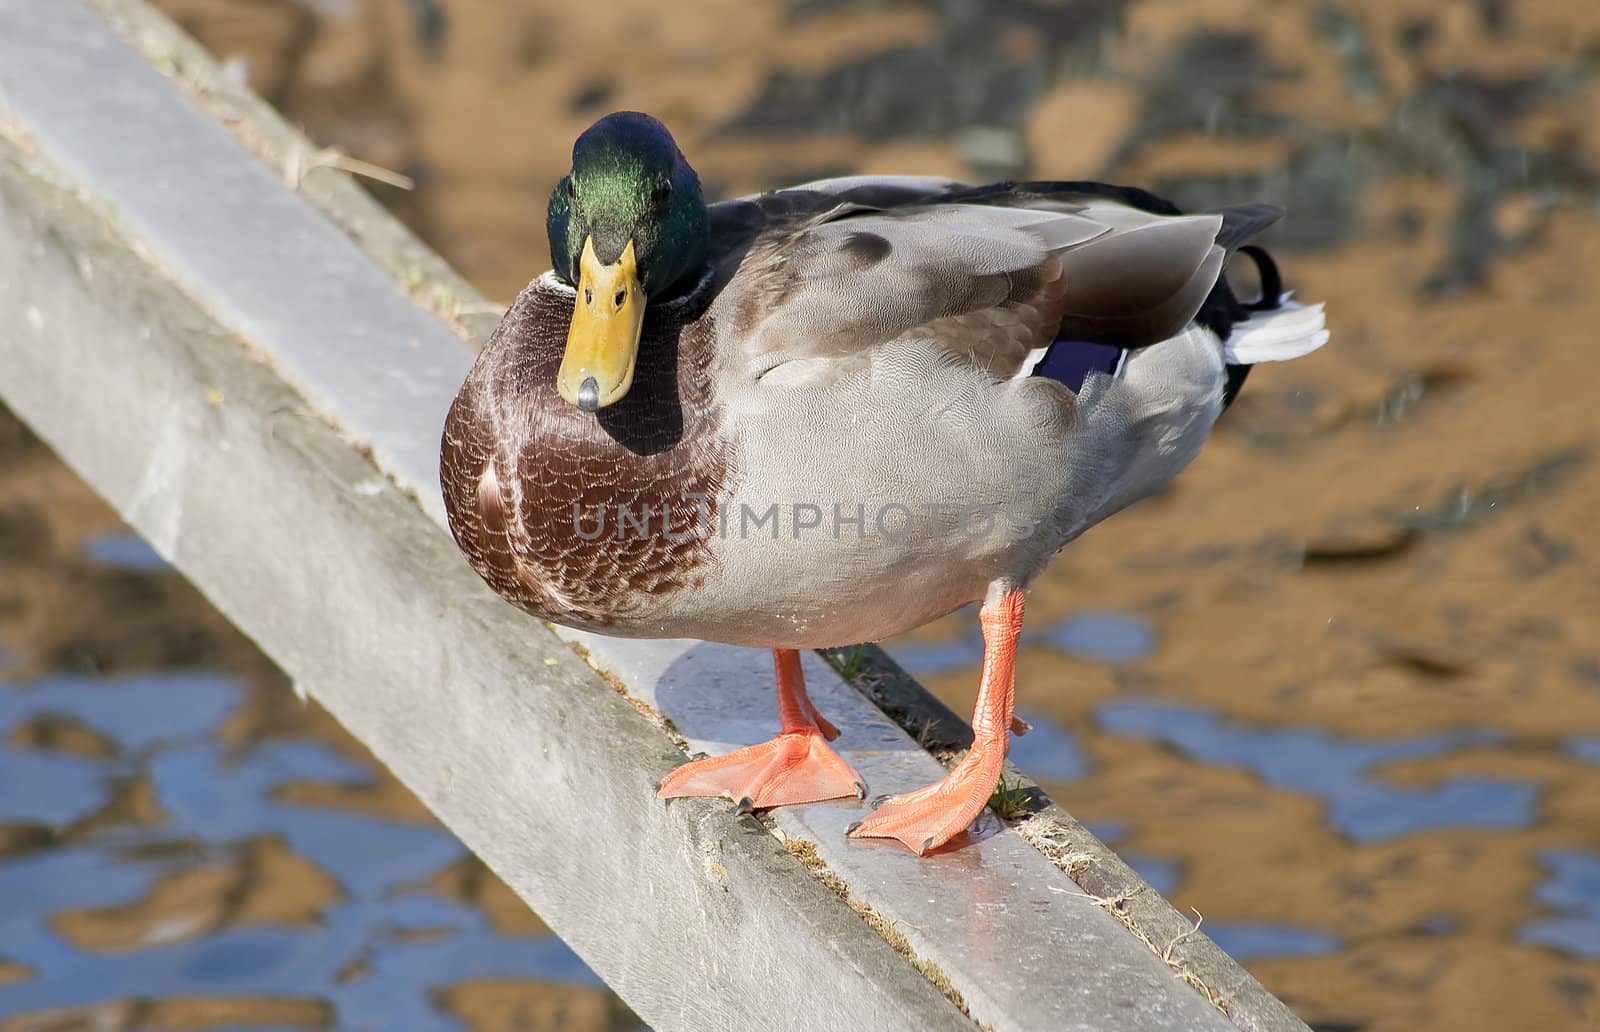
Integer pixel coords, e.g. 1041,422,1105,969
1031,339,1126,393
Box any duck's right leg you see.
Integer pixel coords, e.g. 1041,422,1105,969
657,648,866,811
846,586,1023,854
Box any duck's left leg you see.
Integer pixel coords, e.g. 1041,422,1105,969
657,648,866,811
847,586,1023,854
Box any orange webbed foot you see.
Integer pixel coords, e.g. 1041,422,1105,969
657,728,865,810
845,742,1004,854
656,648,863,812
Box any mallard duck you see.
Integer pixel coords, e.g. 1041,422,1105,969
440,111,1327,855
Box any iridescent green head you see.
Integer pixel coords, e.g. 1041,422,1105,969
547,112,708,412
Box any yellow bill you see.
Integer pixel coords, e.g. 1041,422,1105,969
558,237,645,412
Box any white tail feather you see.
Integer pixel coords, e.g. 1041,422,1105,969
1224,298,1329,364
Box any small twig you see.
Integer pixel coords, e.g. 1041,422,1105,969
284,137,414,191
1162,908,1205,964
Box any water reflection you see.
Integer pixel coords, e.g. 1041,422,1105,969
0,669,626,1030
1568,739,1600,765
82,531,171,573
1076,818,1180,897
889,609,1156,677
1044,612,1156,664
1204,922,1342,962
1522,851,1600,959
1008,708,1088,783
1124,855,1182,898
886,633,983,679
1097,702,1538,842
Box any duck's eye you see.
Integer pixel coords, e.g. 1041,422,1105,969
613,289,627,308
566,178,577,200
653,181,673,208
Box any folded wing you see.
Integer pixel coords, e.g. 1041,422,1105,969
716,183,1253,381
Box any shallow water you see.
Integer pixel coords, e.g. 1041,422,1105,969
7,0,1600,1029
1097,701,1537,842
1523,851,1600,959
0,667,625,1030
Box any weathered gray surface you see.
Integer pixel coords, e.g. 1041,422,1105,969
0,2,1309,1030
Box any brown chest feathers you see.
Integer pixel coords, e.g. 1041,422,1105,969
439,279,735,627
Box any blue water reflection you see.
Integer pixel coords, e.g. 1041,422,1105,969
1568,738,1600,765
0,671,240,749
1085,820,1130,844
150,742,462,889
1076,821,1181,895
1521,850,1600,958
0,748,105,825
1045,611,1156,663
0,672,241,825
1125,855,1181,897
82,530,171,572
0,669,605,1030
887,609,1156,677
1204,922,1342,962
1097,702,1538,842
1010,708,1089,782
887,635,984,678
